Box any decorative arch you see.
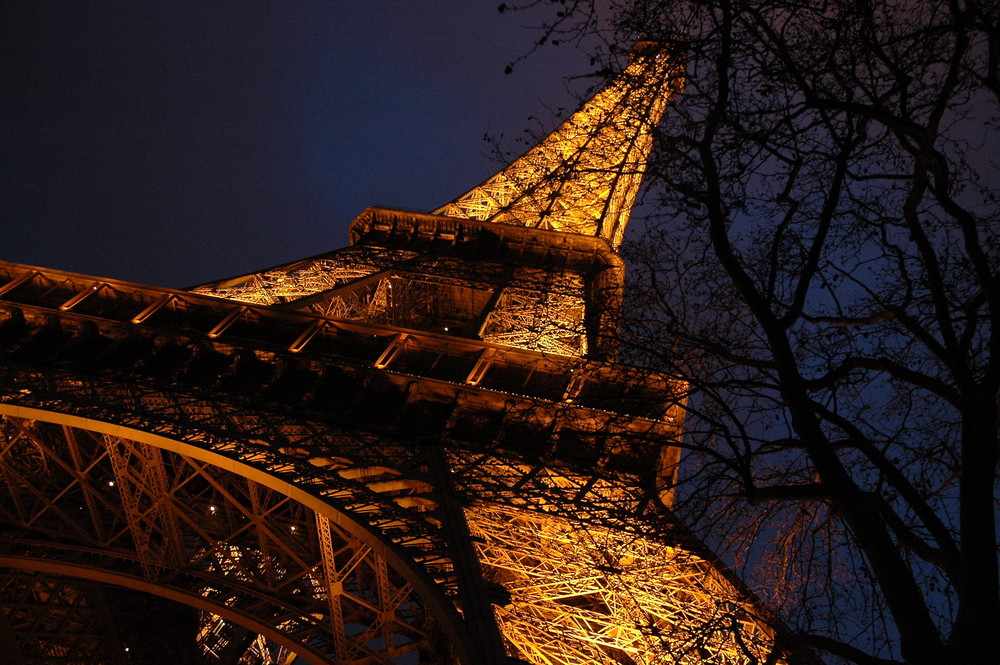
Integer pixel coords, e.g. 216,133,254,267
0,404,471,664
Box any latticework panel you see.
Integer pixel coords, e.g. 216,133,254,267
302,273,495,335
480,269,587,356
204,258,590,357
0,572,129,665
466,502,772,665
0,416,452,665
0,22,794,663
0,260,774,664
190,246,417,306
434,46,683,248
303,272,393,320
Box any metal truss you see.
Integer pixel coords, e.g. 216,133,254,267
459,479,773,665
188,217,604,359
466,502,772,665
184,48,682,361
0,259,722,662
0,203,770,665
0,570,129,665
0,43,781,665
184,59,675,360
434,43,683,248
190,246,418,306
0,415,450,664
0,264,680,662
479,271,588,357
447,445,774,663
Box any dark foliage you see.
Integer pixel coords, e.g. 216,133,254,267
517,0,1000,662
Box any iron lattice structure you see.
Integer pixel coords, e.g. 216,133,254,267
0,45,778,664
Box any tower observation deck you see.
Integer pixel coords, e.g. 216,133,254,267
0,43,777,664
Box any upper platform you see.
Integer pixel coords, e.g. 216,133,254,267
189,45,684,358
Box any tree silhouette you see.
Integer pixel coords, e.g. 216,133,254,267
522,1,1000,663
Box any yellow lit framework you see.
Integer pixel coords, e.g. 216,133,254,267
435,44,683,248
466,501,772,664
0,38,781,665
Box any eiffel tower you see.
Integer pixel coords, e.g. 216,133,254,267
0,44,775,664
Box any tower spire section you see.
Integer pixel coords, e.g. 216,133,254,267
189,46,683,358
435,44,682,248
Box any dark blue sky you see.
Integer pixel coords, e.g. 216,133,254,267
3,2,603,287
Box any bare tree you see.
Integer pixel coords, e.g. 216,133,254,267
513,0,1000,663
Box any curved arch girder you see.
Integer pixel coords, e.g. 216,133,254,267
0,400,482,663
0,557,335,665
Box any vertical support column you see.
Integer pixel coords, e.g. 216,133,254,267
103,435,184,580
315,512,351,662
428,447,509,665
248,481,277,586
63,426,106,543
374,553,394,655
584,255,624,361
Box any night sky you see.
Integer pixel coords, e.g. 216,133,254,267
3,2,603,288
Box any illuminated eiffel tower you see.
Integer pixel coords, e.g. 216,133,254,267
0,45,775,664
